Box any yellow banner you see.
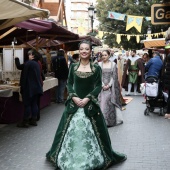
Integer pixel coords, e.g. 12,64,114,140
126,15,143,33
116,34,121,44
98,31,104,39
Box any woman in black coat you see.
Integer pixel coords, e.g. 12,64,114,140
164,54,170,119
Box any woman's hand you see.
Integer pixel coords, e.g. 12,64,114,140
72,97,82,106
72,97,90,107
79,98,90,107
103,85,110,91
138,70,141,76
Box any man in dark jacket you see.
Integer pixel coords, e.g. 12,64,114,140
52,49,69,103
17,50,43,127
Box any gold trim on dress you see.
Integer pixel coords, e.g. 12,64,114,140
53,115,73,163
75,71,94,78
91,117,112,169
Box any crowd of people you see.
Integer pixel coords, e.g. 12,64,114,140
14,40,170,169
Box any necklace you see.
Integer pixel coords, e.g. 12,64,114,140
81,61,90,69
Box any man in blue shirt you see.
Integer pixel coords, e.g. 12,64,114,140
145,51,163,79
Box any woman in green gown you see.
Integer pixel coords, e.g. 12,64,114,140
46,40,127,169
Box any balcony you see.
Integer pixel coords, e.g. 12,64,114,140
71,0,89,3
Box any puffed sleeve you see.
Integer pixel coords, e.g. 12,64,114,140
85,66,102,101
67,64,78,99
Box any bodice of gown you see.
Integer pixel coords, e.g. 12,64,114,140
74,71,97,99
102,68,112,85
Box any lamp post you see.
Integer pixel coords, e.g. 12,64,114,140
147,25,152,39
88,4,96,33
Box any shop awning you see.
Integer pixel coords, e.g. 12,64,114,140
0,19,79,45
143,38,165,48
0,0,49,30
20,38,61,48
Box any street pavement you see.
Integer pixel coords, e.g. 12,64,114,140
0,94,170,170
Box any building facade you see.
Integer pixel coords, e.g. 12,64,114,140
20,0,67,26
65,0,97,35
20,0,98,35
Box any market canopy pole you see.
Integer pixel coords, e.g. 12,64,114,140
0,0,50,30
0,27,17,40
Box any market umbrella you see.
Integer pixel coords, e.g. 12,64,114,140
0,0,49,30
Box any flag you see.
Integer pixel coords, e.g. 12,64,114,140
98,31,104,39
108,11,125,21
126,15,143,33
116,34,121,44
145,17,151,21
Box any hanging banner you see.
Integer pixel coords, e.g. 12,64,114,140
116,34,121,44
108,11,125,21
145,17,151,21
126,15,143,33
136,35,140,43
98,31,104,39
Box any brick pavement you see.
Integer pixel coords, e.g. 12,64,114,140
0,95,170,170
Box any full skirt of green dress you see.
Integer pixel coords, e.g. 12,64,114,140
57,108,104,170
46,107,126,170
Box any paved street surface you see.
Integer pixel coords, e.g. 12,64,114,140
0,94,170,170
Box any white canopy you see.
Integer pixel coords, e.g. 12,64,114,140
0,0,49,30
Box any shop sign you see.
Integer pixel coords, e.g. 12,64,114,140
151,4,170,25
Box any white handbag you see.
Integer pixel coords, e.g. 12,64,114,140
145,82,158,97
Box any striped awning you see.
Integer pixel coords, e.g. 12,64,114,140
143,38,165,48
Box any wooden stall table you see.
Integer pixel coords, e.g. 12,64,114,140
0,77,58,124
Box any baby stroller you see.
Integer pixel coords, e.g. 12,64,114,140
144,76,167,116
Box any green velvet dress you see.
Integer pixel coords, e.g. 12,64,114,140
46,61,127,170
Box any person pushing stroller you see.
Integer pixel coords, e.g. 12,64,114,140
144,51,164,115
145,51,163,80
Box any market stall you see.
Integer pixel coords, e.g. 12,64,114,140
0,77,58,124
0,19,79,46
142,38,165,49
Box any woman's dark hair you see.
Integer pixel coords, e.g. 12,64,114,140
78,40,92,50
102,50,111,56
28,49,41,61
57,49,65,56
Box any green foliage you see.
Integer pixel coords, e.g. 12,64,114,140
96,0,169,50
